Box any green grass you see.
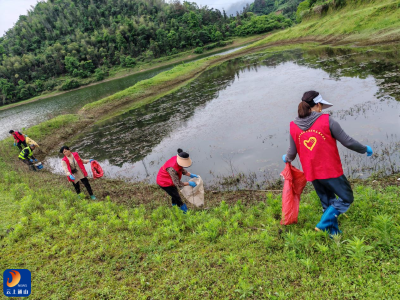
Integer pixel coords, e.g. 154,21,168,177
22,114,80,140
0,192,18,239
82,58,215,111
0,153,399,299
253,0,400,46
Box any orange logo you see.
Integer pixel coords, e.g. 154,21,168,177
304,137,317,151
6,270,21,287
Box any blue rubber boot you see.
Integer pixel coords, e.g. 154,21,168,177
315,206,341,235
180,204,188,214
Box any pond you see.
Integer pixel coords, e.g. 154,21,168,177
45,47,400,189
0,45,246,140
0,66,174,140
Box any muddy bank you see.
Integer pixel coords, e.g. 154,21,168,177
1,142,399,210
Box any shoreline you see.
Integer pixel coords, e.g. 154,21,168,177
0,34,268,112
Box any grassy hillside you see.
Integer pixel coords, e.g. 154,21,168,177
0,144,399,298
255,0,400,45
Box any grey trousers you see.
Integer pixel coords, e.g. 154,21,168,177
312,175,354,214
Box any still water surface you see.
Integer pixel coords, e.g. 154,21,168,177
0,45,245,140
45,48,400,188
0,67,173,140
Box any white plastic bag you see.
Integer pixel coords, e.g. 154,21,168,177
180,176,204,207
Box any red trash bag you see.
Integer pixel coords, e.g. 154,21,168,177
280,163,307,225
91,160,104,179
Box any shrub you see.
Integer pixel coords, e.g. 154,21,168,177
333,0,346,8
194,47,204,54
296,0,311,22
61,79,80,91
120,55,136,67
95,68,106,81
43,79,58,91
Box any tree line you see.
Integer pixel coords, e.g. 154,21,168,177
0,0,293,106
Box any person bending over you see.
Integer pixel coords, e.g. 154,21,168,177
156,148,199,213
10,130,27,151
18,144,38,171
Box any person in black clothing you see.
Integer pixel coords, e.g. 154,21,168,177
9,130,27,151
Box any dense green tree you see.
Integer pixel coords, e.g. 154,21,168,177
0,78,13,105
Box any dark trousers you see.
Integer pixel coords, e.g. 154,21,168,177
312,175,354,214
19,158,36,171
72,177,93,196
17,141,27,151
159,185,184,207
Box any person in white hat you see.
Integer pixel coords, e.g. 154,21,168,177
156,148,199,213
282,90,373,235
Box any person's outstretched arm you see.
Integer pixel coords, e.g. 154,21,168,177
329,117,367,153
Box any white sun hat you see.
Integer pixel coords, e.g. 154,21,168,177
313,94,333,109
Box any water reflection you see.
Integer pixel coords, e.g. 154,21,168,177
0,67,178,140
0,44,249,140
46,48,400,188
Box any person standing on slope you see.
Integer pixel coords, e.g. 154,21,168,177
283,91,373,234
60,146,97,200
10,130,27,151
156,148,199,213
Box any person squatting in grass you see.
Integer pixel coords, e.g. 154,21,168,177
18,144,38,171
283,91,373,235
60,146,97,200
10,130,27,151
156,148,199,213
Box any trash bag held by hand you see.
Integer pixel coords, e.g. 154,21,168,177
180,176,205,207
90,160,104,179
280,163,307,225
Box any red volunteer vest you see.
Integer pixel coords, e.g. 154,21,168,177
156,156,183,187
62,152,88,182
13,132,25,142
290,114,343,181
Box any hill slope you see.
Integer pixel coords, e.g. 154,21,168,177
256,0,400,45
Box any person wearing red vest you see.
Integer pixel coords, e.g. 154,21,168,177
283,91,373,235
156,148,199,213
9,130,27,151
60,145,97,200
